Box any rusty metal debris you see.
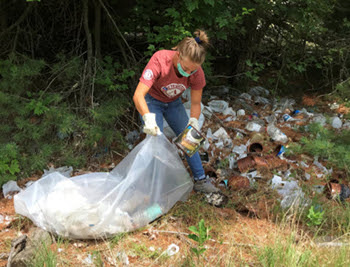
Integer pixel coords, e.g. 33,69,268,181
324,182,350,202
228,175,250,191
237,154,288,173
237,156,256,173
248,142,263,155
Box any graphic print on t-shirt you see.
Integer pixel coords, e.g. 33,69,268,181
161,83,186,98
143,69,153,80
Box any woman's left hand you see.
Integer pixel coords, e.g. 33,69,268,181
188,117,199,130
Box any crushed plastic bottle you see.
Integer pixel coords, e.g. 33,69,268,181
267,124,288,143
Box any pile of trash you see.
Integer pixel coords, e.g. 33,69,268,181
122,86,350,211
187,86,350,210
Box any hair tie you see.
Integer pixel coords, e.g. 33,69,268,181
195,36,202,44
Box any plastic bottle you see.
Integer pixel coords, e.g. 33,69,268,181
267,124,288,143
132,203,163,229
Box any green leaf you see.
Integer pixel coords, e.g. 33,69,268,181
204,0,215,6
188,234,199,242
188,225,199,234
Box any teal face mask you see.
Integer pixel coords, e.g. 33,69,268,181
177,62,197,77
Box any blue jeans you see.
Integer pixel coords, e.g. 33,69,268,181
141,94,205,181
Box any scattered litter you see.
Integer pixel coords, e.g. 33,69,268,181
83,254,93,265
331,117,342,129
213,127,229,140
43,166,73,178
267,124,288,143
223,107,236,116
324,182,350,202
239,93,252,101
0,214,4,224
249,86,269,96
166,243,180,256
265,114,276,124
312,114,326,126
245,122,262,132
2,181,22,198
207,100,229,113
202,106,213,118
237,109,246,116
117,251,129,265
204,192,228,207
270,175,307,209
275,144,286,157
232,144,247,156
126,130,140,145
282,114,293,122
254,96,270,105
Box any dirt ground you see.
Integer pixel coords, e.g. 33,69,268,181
0,179,291,266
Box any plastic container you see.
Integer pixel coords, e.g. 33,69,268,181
246,122,262,132
174,125,206,157
282,114,292,122
267,125,288,143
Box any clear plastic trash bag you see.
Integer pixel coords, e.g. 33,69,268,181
14,134,193,239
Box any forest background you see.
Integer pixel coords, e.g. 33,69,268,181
0,0,349,185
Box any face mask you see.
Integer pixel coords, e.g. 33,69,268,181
177,62,197,77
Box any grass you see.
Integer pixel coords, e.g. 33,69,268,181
30,241,58,267
5,190,350,266
8,122,350,265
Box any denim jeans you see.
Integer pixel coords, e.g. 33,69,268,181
141,94,205,180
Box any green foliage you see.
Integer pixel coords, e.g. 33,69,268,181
307,205,325,227
188,219,211,258
245,60,265,82
288,123,350,173
0,143,20,186
336,79,350,99
95,56,136,92
0,54,129,182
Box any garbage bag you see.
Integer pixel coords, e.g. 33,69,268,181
14,134,193,239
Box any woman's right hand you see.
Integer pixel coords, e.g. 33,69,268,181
142,113,160,136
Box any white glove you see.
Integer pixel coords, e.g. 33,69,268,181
188,117,199,131
143,113,160,136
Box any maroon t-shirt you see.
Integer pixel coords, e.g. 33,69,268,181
139,50,206,103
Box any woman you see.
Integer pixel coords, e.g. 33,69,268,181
133,30,219,194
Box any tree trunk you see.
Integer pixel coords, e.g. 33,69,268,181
82,0,93,108
94,0,101,59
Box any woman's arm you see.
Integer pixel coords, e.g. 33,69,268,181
190,88,203,119
133,82,151,116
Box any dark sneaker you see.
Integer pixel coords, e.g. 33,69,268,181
193,178,220,193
